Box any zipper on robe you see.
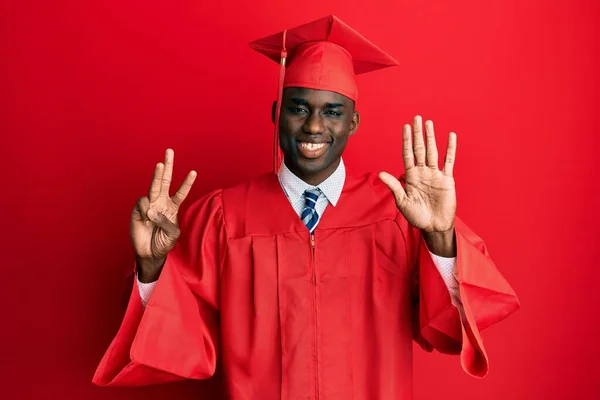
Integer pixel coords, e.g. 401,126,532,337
310,234,316,284
310,233,320,399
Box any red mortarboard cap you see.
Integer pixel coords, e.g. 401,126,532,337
249,15,399,172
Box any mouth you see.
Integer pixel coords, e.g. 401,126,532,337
296,141,330,159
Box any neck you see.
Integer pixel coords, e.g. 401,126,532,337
285,158,341,186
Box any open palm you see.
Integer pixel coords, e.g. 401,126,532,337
379,116,457,233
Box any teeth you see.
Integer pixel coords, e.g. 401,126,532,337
300,143,326,151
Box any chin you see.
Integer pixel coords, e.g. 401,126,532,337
297,158,334,178
297,157,326,169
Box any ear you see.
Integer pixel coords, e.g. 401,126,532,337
348,111,360,136
271,100,277,123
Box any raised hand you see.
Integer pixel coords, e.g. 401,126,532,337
379,116,457,254
131,149,197,282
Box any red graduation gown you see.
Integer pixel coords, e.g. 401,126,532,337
92,172,520,399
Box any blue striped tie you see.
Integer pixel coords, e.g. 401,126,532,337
301,188,321,233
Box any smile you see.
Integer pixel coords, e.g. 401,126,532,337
296,141,330,159
299,142,327,151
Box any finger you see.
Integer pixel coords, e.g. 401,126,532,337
139,196,150,223
443,132,457,176
147,208,180,238
160,148,174,197
149,163,164,202
172,170,198,207
133,197,152,226
402,124,414,171
378,172,407,206
413,115,426,167
425,120,439,169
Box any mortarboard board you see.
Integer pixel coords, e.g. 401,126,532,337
249,15,399,172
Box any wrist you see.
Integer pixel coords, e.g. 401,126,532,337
136,256,166,283
422,228,456,257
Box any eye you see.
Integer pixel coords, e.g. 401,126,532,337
288,107,309,114
324,110,342,117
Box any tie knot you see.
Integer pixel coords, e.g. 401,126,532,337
303,188,321,210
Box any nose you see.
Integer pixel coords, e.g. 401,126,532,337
303,112,326,135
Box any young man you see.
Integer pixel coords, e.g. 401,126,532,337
93,15,519,399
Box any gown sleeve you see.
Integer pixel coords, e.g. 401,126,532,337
92,190,227,386
399,213,520,378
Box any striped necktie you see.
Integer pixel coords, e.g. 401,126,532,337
301,188,321,233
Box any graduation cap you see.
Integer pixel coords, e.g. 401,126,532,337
249,15,399,172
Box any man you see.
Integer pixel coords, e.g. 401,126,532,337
93,15,519,399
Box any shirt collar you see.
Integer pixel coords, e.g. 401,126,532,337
278,158,346,207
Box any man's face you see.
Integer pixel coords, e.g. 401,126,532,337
278,87,360,185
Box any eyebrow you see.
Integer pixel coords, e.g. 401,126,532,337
291,98,309,106
291,98,346,108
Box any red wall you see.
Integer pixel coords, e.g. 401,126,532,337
2,0,599,399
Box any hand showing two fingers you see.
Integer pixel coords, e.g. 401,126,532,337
131,149,197,265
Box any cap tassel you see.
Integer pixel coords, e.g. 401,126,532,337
273,30,287,173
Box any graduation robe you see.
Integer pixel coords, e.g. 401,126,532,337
92,171,520,399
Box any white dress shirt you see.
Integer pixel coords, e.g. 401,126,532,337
278,157,345,227
138,159,462,312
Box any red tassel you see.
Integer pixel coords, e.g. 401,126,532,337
273,30,287,173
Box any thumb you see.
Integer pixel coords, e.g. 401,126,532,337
147,209,180,238
379,172,407,206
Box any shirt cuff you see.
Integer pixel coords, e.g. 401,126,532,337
428,251,466,323
429,252,457,291
137,278,157,307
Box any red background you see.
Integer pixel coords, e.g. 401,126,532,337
2,0,599,399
